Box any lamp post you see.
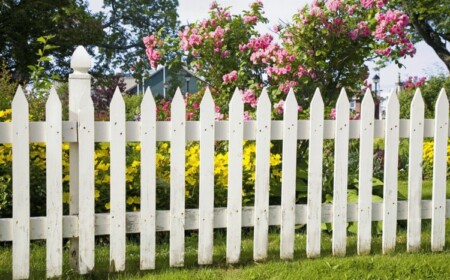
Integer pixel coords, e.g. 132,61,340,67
163,82,168,100
184,72,192,95
372,74,380,119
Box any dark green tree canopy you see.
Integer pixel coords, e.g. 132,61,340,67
0,0,179,81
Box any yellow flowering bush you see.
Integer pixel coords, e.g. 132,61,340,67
422,139,450,178
0,105,283,216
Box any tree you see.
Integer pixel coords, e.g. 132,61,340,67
0,0,179,82
396,0,450,71
145,0,416,115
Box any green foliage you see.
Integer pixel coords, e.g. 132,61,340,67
0,62,19,111
398,74,450,118
124,95,144,121
0,0,179,81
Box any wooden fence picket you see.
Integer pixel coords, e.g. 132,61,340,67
306,89,324,258
226,88,244,264
254,88,271,261
140,88,157,270
332,89,350,256
12,86,30,279
110,88,126,271
382,90,400,254
170,89,186,267
431,89,449,252
280,89,298,260
78,91,95,273
407,89,424,252
198,88,215,264
357,90,374,255
46,87,63,278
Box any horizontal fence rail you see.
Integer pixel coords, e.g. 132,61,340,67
0,119,448,144
0,46,449,279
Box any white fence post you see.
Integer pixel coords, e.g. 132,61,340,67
110,88,126,271
407,89,424,252
306,89,324,258
198,88,215,265
357,90,374,255
382,90,400,254
77,91,95,273
332,88,349,257
46,87,63,278
69,46,92,271
253,88,271,261
431,89,449,251
170,88,186,267
280,89,298,260
12,86,30,279
226,88,244,264
140,88,157,270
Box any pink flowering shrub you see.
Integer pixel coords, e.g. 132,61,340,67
403,76,427,89
144,0,415,116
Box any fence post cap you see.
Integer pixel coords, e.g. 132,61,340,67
71,46,91,73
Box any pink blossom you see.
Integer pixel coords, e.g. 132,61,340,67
241,89,258,107
329,108,337,119
326,0,342,12
274,100,285,114
243,111,252,120
222,70,238,84
243,15,258,24
193,103,199,109
360,0,373,8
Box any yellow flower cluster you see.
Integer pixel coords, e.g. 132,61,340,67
422,139,450,165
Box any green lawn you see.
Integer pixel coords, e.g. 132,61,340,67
1,180,450,279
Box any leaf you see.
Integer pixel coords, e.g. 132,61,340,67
36,36,47,44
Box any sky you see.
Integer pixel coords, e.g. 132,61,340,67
89,0,449,94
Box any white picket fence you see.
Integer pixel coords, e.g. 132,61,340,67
0,46,449,278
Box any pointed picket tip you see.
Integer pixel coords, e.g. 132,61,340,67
284,88,298,111
47,86,61,106
171,87,185,108
70,46,91,73
435,88,449,110
258,88,270,105
386,89,399,109
142,87,156,108
12,85,27,106
230,87,243,104
361,89,374,107
311,88,324,107
411,88,424,109
336,88,349,105
111,87,124,106
200,87,214,108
